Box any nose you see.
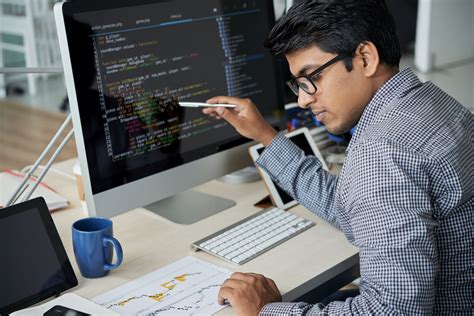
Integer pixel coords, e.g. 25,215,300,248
297,89,316,109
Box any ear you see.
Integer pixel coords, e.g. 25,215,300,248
354,41,379,77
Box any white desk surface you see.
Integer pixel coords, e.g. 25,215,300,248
47,159,358,313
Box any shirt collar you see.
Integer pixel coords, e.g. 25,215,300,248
347,68,422,153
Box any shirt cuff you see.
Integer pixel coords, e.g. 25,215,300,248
259,302,325,315
256,132,296,175
259,302,298,315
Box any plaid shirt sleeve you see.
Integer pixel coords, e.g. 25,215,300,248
257,136,450,315
256,132,341,229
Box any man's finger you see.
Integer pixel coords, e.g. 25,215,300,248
215,107,239,126
202,107,224,119
218,286,234,305
207,95,243,105
231,271,259,279
202,107,218,114
221,277,247,289
228,272,262,285
267,278,280,294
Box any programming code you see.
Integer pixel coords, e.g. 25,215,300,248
89,3,268,162
71,0,282,193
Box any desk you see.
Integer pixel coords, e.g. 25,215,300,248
47,159,359,313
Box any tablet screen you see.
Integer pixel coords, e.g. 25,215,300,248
0,198,77,314
256,131,316,205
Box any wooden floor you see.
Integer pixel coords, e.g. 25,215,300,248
0,100,77,171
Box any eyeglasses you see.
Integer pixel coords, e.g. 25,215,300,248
286,54,348,96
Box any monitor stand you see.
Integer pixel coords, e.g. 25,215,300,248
144,190,235,225
218,166,260,184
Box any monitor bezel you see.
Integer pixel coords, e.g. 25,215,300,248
55,0,285,218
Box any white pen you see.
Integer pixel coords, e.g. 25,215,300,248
179,102,237,108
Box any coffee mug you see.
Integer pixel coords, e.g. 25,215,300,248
72,217,123,278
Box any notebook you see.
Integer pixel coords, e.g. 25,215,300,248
0,171,69,211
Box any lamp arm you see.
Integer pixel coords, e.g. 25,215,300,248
5,114,73,207
21,129,74,203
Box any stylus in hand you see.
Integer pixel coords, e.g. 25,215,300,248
179,102,237,108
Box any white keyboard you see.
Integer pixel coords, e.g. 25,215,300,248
191,207,315,265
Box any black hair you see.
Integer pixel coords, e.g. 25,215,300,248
264,0,401,70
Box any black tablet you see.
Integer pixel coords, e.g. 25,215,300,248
0,197,77,314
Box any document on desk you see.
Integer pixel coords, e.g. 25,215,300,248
0,171,68,211
93,256,231,315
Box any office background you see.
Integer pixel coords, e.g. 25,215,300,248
1,0,473,172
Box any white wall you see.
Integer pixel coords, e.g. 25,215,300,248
415,0,474,72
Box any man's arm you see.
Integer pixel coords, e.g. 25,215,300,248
257,133,340,228
260,140,441,315
203,96,341,227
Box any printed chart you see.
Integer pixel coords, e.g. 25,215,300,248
93,256,232,315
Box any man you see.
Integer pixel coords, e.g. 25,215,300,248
203,0,473,315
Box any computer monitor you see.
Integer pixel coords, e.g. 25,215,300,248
55,0,285,223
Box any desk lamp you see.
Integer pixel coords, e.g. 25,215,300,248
5,114,73,207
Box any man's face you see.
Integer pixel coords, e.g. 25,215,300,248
286,45,373,135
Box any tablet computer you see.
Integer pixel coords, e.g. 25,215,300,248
0,197,77,314
249,127,328,209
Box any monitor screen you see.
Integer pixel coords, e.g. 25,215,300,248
61,0,284,195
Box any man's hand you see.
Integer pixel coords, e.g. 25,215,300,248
203,96,278,146
218,272,282,316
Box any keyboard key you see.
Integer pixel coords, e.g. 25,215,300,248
191,208,315,265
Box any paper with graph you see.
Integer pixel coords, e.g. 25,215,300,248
93,256,231,315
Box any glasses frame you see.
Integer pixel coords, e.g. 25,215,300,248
286,54,348,96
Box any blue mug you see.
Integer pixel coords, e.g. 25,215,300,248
72,217,123,278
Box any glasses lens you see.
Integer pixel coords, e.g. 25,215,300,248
286,80,299,96
296,77,316,94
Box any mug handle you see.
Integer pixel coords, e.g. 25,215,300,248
103,236,123,271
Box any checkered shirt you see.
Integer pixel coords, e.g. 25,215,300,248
256,68,473,315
